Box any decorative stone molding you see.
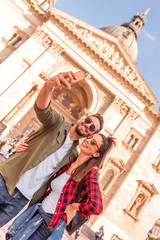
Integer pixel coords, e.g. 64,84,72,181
44,55,68,76
124,180,158,221
34,27,53,48
110,158,127,173
127,108,140,121
84,72,92,81
137,180,159,196
55,16,147,92
24,0,48,21
112,96,129,115
47,9,157,105
111,234,123,240
100,157,126,193
39,71,49,81
145,106,160,119
111,96,140,120
49,40,64,56
34,27,64,56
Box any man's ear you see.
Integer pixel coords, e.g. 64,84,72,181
93,152,100,158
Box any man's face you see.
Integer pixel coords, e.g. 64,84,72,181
75,116,100,137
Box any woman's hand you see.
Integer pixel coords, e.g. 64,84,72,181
65,203,80,225
64,204,76,225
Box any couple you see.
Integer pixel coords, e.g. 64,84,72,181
0,71,115,239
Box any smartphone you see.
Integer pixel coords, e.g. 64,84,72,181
62,71,85,87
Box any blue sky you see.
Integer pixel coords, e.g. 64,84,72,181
54,0,160,109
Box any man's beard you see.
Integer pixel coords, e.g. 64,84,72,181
75,124,87,137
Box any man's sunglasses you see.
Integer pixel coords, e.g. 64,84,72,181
84,117,96,132
87,135,100,151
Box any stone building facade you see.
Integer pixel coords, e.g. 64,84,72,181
0,1,160,240
147,218,160,238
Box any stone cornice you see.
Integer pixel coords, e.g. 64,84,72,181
23,0,49,21
137,180,159,195
110,157,127,172
145,106,160,119
112,96,140,120
33,27,64,55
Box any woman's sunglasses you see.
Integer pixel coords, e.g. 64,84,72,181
84,117,96,132
87,135,100,151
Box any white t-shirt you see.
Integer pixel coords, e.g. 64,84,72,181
42,171,70,214
16,133,73,200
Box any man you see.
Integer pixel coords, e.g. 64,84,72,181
0,71,104,227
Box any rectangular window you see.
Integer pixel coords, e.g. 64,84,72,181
122,127,143,152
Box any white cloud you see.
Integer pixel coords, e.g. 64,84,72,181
143,29,156,41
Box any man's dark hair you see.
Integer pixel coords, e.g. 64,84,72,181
91,113,104,133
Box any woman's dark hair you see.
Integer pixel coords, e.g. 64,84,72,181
71,134,116,182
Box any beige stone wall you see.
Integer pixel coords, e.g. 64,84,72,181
0,1,160,240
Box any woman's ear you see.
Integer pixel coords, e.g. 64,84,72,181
93,152,100,158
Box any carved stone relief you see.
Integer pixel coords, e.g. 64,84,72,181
127,108,140,121
124,180,158,221
34,27,53,48
49,40,64,56
112,96,129,115
34,27,65,74
54,15,149,97
25,0,48,21
112,96,140,121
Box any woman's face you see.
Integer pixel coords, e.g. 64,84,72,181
79,134,103,157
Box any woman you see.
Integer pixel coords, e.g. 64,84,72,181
6,133,115,240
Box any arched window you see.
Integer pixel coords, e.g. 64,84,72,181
100,169,115,191
126,134,134,145
123,128,143,152
52,88,82,119
130,138,138,148
12,37,22,46
8,33,17,42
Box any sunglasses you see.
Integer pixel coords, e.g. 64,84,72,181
87,135,100,151
84,117,96,132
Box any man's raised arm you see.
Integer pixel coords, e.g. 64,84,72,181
36,71,76,109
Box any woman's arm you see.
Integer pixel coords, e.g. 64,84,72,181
79,169,103,218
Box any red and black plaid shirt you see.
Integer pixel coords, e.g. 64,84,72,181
41,160,103,228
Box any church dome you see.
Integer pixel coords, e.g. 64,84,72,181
100,9,150,63
101,25,138,62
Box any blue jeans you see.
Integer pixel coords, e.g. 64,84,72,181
0,174,29,227
7,204,66,240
